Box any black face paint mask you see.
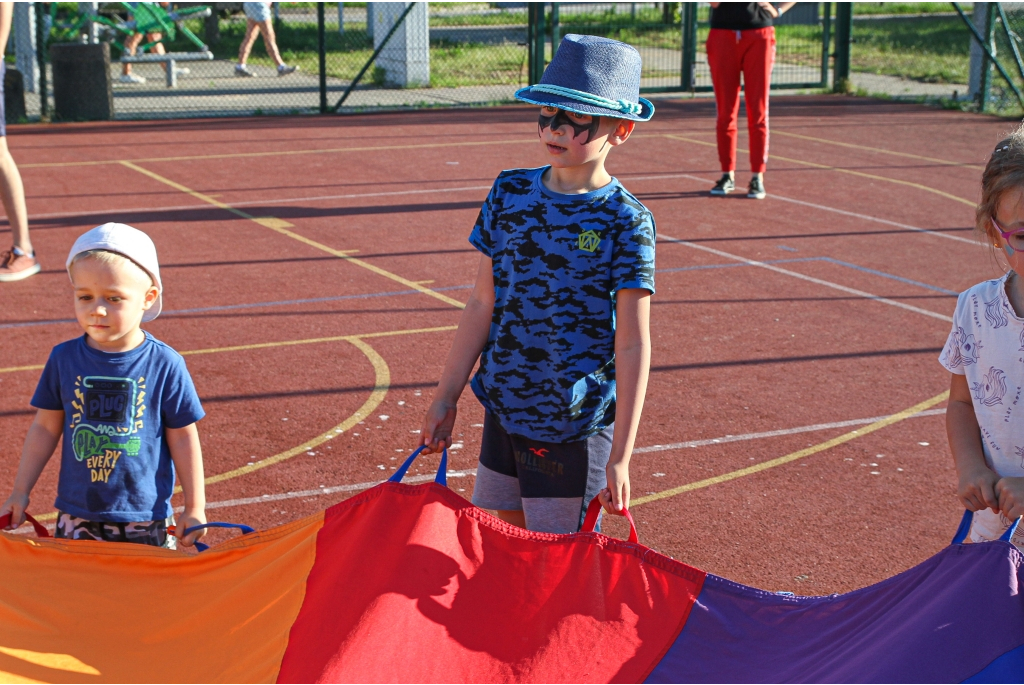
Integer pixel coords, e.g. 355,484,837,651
538,109,601,144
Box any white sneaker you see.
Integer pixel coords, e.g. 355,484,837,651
277,64,298,76
174,66,190,77
235,64,257,78
119,73,146,84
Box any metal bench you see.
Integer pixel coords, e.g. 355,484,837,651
119,50,215,88
76,2,215,88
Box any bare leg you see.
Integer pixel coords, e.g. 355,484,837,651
0,137,30,253
238,18,260,65
492,509,526,528
147,33,167,72
122,32,143,75
255,19,285,66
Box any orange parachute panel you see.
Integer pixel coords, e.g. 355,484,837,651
0,513,322,683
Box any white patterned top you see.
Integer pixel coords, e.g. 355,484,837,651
939,272,1024,541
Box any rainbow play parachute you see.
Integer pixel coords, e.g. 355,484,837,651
1,448,1022,683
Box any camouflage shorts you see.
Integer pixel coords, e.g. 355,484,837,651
54,512,176,549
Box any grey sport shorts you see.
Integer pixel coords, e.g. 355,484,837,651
471,411,612,534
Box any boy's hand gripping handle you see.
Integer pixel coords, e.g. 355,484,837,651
580,495,639,543
0,512,51,538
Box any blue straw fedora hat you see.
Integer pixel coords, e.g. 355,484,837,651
515,34,654,122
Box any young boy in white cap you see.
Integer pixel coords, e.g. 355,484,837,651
1,223,207,548
421,34,656,534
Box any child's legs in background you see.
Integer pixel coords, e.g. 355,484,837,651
255,19,285,67
707,29,743,173
470,412,612,534
122,31,143,75
739,27,775,174
238,19,261,64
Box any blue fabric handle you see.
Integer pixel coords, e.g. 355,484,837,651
951,509,974,545
389,445,448,486
181,522,256,552
999,516,1020,543
951,509,1021,544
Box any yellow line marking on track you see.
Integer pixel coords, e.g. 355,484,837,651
631,390,949,508
120,161,468,310
0,363,45,373
201,336,389,487
0,325,458,374
664,134,976,207
23,138,538,169
770,130,985,170
182,325,459,357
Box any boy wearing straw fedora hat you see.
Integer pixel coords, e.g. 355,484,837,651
422,35,656,534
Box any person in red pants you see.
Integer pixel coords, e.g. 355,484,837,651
707,2,795,200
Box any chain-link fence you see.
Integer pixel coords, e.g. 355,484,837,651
7,3,1017,122
971,3,1024,115
689,2,831,91
848,6,970,100
16,2,533,120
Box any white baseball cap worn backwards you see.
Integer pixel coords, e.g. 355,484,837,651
66,222,164,322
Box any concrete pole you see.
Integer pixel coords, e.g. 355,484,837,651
14,2,38,93
374,2,429,87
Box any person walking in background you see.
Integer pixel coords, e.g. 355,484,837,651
0,1,38,282
706,2,795,200
119,3,188,85
236,2,298,77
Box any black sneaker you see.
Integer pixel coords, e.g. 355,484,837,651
748,176,766,199
710,174,735,195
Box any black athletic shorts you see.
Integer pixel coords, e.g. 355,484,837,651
471,411,612,534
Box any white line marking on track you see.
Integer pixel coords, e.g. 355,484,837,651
185,468,479,513
634,408,946,453
18,172,975,252
16,185,493,222
6,408,947,535
658,232,955,323
622,172,977,245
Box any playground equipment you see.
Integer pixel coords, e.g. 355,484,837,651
58,3,214,88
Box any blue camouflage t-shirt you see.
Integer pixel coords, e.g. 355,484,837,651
469,167,656,442
31,333,205,522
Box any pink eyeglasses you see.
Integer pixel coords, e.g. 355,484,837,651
991,217,1024,256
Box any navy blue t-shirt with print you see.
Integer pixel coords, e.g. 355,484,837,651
31,333,205,522
469,167,656,442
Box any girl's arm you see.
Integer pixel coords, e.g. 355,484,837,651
166,423,206,546
601,288,652,513
2,409,65,528
947,373,999,513
421,253,496,453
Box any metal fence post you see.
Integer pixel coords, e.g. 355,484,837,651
550,3,560,57
681,2,697,91
820,2,832,88
318,2,327,113
34,1,47,119
528,3,546,84
980,2,997,111
833,2,852,93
